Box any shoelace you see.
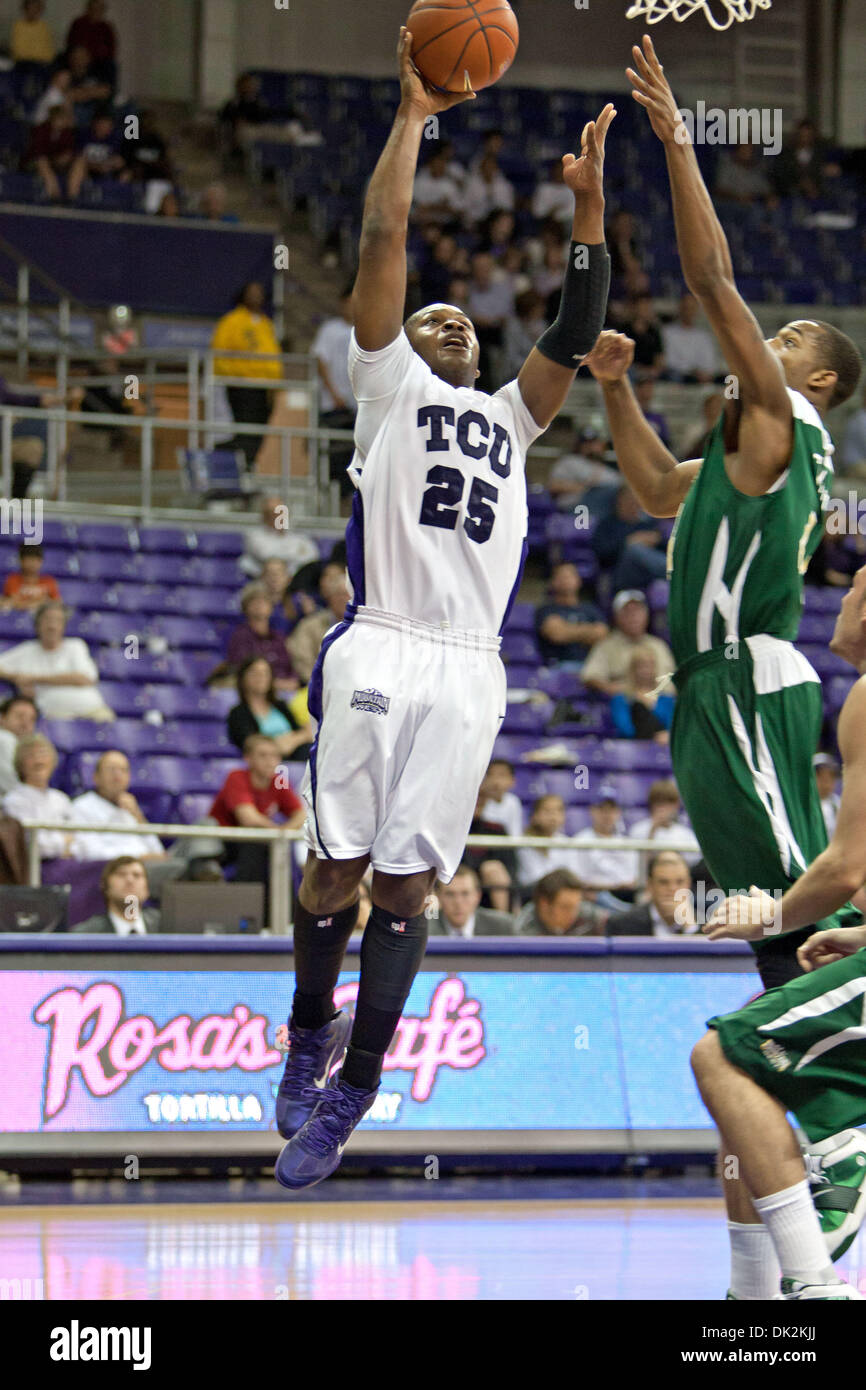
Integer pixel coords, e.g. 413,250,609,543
804,1151,830,1186
279,1026,328,1099
297,1085,365,1157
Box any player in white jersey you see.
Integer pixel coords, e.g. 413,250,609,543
274,28,614,1191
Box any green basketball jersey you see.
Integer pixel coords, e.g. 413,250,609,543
667,389,834,667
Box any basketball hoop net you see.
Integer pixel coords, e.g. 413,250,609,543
626,0,772,31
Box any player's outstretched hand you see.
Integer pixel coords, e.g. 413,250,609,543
797,924,866,973
702,885,780,942
584,330,635,383
626,35,685,146
562,103,615,205
398,26,477,116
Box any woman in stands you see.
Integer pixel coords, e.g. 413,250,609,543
227,657,312,762
3,733,76,860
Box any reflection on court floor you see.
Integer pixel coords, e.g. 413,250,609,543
1,1198,863,1300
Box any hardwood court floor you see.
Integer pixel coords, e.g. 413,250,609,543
2,1189,863,1300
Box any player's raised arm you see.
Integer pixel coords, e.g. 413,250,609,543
351,28,475,352
516,104,615,429
627,36,792,493
585,331,700,517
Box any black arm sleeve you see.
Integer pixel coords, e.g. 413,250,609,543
536,242,612,368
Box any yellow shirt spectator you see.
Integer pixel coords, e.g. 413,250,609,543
11,10,55,64
211,306,282,380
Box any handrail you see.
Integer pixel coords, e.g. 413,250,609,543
0,229,89,313
18,820,701,936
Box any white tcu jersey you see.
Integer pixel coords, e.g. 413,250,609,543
345,329,544,636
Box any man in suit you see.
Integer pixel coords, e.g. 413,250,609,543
428,864,514,938
606,850,697,938
73,855,161,934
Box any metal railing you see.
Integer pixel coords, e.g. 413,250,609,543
18,822,702,936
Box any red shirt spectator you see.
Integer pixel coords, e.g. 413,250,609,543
210,761,302,827
67,0,116,64
2,544,60,609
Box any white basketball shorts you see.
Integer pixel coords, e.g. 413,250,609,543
301,605,507,882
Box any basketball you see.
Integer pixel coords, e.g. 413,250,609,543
406,0,520,93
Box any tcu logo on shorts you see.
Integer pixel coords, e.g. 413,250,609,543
350,688,390,715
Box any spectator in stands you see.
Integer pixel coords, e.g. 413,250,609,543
661,293,719,383
11,0,55,68
714,142,772,204
535,562,608,669
68,108,127,199
531,159,574,228
502,289,547,381
628,779,701,863
447,274,470,312
516,794,575,893
572,787,640,911
196,181,238,223
619,295,664,376
71,749,168,864
66,0,117,89
515,867,607,937
209,733,305,892
839,382,866,476
1,544,60,611
480,209,518,262
822,528,866,588
26,103,78,201
429,864,515,937
223,583,297,692
3,733,74,859
605,208,643,287
0,600,114,721
66,43,113,110
260,557,291,617
412,149,462,224
419,233,466,305
547,426,621,515
73,857,161,934
124,108,173,188
532,239,570,309
467,251,514,391
241,495,319,580
682,390,724,461
581,590,674,698
634,376,671,447
461,788,515,914
287,563,349,684
0,693,37,797
227,657,312,761
814,753,841,838
156,191,179,218
479,758,523,838
30,66,70,124
212,281,282,468
773,119,841,200
219,72,287,155
463,153,515,226
3,365,82,497
610,644,675,744
312,285,356,494
437,137,466,189
607,850,697,936
469,128,506,172
592,487,668,594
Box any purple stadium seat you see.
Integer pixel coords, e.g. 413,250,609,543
0,611,36,640
514,768,578,804
564,806,594,835
39,520,80,547
605,773,659,807
802,586,844,614
56,580,112,608
501,633,540,664
533,668,580,699
798,644,851,678
75,552,140,582
97,650,188,683
593,739,673,773
189,531,244,557
97,681,143,717
146,616,223,650
504,602,536,633
39,718,150,756
76,523,138,551
137,526,191,553
133,790,176,824
646,580,669,611
161,586,238,618
179,557,246,588
78,612,143,644
500,702,550,734
505,663,539,689
798,614,835,642
176,792,215,824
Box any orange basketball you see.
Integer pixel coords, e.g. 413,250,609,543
406,0,519,94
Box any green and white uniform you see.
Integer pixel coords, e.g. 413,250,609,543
668,389,843,983
710,948,866,1143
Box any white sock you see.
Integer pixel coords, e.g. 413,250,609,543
752,1179,837,1284
728,1221,780,1299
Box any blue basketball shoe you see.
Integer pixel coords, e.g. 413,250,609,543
275,1077,378,1191
275,1011,352,1140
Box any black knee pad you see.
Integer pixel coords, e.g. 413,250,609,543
358,906,429,1013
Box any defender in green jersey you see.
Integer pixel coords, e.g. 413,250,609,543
587,42,862,994
585,34,863,1298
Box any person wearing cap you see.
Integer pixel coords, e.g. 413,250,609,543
813,754,840,839
592,482,668,593
606,850,698,937
572,786,640,912
547,426,621,514
535,562,608,669
581,590,674,697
